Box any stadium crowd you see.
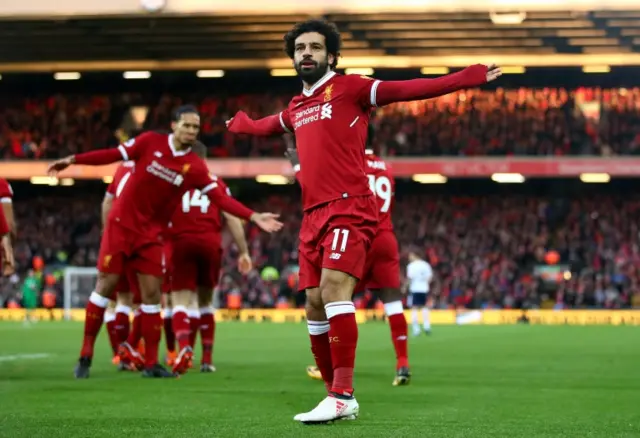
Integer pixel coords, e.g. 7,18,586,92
2,192,639,310
2,87,640,159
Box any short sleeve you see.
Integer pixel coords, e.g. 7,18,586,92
346,75,382,109
117,132,153,161
279,109,294,133
0,179,13,203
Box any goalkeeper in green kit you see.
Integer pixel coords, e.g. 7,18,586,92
21,270,41,325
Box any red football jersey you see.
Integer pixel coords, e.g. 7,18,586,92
0,178,13,204
365,152,394,231
169,179,230,238
105,162,135,212
110,132,222,237
279,72,381,211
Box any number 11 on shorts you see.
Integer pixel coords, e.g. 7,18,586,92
331,228,350,252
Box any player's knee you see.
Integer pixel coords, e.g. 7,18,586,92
137,274,162,304
378,287,402,304
116,292,134,308
319,269,357,303
304,287,325,320
96,273,120,299
305,300,326,322
198,296,213,308
171,290,191,307
196,287,213,307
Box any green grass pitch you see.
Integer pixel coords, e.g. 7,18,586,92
1,322,639,437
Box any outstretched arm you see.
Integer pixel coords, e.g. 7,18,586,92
47,148,126,175
372,64,501,107
48,134,151,175
202,183,255,221
226,110,292,136
201,182,283,233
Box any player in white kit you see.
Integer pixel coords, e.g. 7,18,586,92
405,251,434,336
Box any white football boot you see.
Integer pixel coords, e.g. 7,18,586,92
294,395,359,424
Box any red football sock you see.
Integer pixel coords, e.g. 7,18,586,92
188,311,200,348
115,305,131,345
127,309,142,348
105,312,119,356
171,306,191,351
386,301,409,369
200,308,215,365
140,304,162,368
163,308,175,353
80,292,109,358
308,320,333,393
325,302,358,397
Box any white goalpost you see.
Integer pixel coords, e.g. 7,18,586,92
63,267,99,321
62,266,222,321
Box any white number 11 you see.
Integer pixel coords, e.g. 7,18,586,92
331,228,350,252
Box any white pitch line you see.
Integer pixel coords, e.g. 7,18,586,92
0,353,51,362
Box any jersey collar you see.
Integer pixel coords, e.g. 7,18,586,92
168,134,191,157
302,71,337,97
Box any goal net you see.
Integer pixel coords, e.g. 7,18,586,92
63,267,98,321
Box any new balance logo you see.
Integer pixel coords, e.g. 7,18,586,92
320,103,332,120
329,252,341,260
154,151,163,158
396,336,407,341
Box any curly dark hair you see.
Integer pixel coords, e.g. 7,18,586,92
284,19,342,70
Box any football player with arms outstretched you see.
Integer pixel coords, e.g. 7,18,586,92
227,19,501,422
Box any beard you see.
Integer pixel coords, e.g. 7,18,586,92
295,57,330,85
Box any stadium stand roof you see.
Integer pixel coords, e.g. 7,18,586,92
0,11,638,65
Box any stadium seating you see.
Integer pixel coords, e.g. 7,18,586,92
2,192,638,310
2,87,640,158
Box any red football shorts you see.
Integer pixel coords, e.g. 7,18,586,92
354,229,401,292
98,219,164,277
298,195,378,291
113,265,142,304
162,241,173,294
171,234,222,291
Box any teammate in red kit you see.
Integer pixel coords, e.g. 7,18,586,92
101,162,141,370
0,178,16,238
226,20,501,422
0,208,14,276
0,178,16,276
288,147,412,386
48,105,283,379
168,141,252,374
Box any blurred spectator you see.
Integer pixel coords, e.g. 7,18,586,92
3,87,640,158
2,191,639,310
